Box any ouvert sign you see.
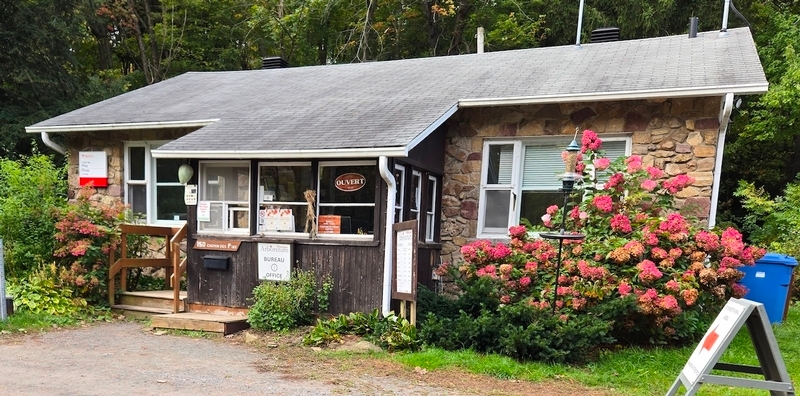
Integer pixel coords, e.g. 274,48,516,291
667,298,795,396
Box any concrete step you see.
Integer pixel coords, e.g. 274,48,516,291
151,312,250,335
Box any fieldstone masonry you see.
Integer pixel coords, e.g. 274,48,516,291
65,128,194,205
440,97,722,264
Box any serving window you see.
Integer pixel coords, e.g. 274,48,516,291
317,161,376,236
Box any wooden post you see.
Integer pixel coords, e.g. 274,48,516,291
108,245,115,307
1,240,7,321
119,232,127,293
409,301,416,326
399,300,406,320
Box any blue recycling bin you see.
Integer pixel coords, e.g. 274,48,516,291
737,253,797,323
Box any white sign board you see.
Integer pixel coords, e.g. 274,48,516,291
395,229,414,294
184,184,197,205
197,201,210,222
681,299,747,385
78,151,108,187
258,243,292,282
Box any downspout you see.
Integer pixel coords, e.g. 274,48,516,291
41,132,67,155
378,156,396,316
709,92,734,229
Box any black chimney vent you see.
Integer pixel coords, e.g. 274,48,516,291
261,57,289,69
590,27,620,43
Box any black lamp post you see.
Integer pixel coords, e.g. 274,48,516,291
539,135,586,313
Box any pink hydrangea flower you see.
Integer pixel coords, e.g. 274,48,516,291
637,260,663,282
519,276,532,287
605,173,625,190
665,280,681,292
640,179,658,191
499,264,513,275
593,157,611,171
618,282,633,296
541,213,553,227
488,243,512,260
695,230,720,251
659,295,681,312
658,213,690,235
579,211,589,220
662,174,695,194
625,155,643,173
508,225,527,239
546,205,559,215
720,227,745,257
646,166,665,179
592,195,614,212
651,247,668,260
611,214,632,233
581,130,602,152
524,261,538,272
500,295,511,304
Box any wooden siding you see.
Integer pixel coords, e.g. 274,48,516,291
187,242,260,308
406,126,446,174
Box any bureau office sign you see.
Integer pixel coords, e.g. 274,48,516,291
335,173,366,192
257,243,291,282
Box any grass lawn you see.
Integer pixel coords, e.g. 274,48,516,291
393,302,800,395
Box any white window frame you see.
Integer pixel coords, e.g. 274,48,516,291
410,170,422,224
317,160,376,241
393,164,406,223
257,161,313,237
123,141,186,226
197,160,251,235
477,136,630,239
425,175,438,242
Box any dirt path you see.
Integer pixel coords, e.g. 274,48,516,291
0,322,612,396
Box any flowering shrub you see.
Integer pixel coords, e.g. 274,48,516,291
53,186,128,304
424,130,765,357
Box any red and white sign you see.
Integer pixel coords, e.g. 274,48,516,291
78,151,108,187
334,173,366,192
681,299,748,385
318,215,341,234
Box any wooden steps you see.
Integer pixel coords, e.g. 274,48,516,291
151,312,249,335
113,290,249,335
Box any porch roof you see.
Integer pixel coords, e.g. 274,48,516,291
26,28,767,159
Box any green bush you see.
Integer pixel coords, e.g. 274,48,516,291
0,155,66,278
247,269,332,332
7,263,87,315
303,309,419,352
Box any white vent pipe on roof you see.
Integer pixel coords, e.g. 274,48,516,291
721,0,731,32
576,0,586,45
477,27,485,54
378,156,396,316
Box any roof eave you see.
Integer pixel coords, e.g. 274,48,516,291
150,147,408,159
24,119,220,134
458,84,769,108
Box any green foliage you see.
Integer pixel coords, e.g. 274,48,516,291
247,269,332,332
7,263,87,316
0,155,67,278
303,309,420,352
735,179,800,258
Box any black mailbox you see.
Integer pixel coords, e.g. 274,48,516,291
4,296,13,316
203,255,229,270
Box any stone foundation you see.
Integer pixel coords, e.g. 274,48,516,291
440,97,721,264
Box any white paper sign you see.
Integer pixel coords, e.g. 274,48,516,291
197,201,211,222
396,229,414,294
184,184,197,205
681,299,748,385
78,151,108,186
258,243,292,282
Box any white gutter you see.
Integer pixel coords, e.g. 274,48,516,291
152,146,407,159
41,132,67,155
708,93,734,229
458,84,768,108
378,156,396,316
25,119,219,134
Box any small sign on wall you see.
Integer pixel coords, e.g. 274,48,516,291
184,184,197,205
258,243,292,282
78,151,108,187
318,215,341,234
197,201,211,222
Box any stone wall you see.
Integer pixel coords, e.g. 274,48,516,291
64,128,194,205
440,96,722,264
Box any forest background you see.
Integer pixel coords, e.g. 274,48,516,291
1,0,799,234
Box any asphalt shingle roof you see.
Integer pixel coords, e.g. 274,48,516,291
28,28,766,154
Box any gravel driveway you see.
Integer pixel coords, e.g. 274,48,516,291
0,322,449,396
0,321,613,396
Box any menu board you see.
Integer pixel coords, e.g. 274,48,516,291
392,220,418,301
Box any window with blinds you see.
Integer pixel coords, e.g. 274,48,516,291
478,137,630,238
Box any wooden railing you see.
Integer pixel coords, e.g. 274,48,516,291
108,224,188,313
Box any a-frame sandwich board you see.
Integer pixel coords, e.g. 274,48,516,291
667,298,794,396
